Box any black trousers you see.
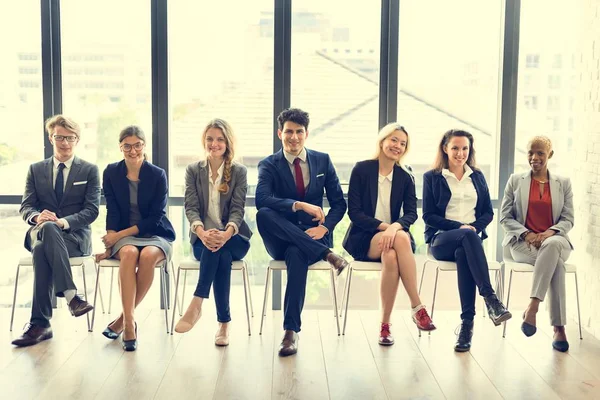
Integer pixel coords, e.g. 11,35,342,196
430,228,494,321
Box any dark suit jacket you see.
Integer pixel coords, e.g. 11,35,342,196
255,148,346,248
343,160,417,257
184,160,252,244
103,160,175,241
20,156,101,254
422,168,494,244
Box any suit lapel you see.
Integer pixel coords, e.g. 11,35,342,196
390,165,402,219
549,171,560,222
60,157,82,206
520,172,531,219
198,161,210,217
368,162,378,216
276,150,297,197
43,158,59,206
304,150,316,196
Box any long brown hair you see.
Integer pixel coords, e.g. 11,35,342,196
432,129,477,172
202,118,236,194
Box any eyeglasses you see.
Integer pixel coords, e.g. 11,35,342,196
121,142,144,152
53,135,78,143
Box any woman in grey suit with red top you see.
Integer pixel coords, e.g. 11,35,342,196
500,136,574,352
174,118,252,346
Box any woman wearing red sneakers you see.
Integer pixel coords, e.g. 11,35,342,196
343,123,436,346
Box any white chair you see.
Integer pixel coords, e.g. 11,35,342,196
90,258,175,333
501,246,582,339
259,260,341,335
418,245,504,330
10,255,101,332
339,261,382,335
170,259,254,336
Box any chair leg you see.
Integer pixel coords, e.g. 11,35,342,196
171,261,181,313
342,267,353,335
170,268,182,336
81,263,91,332
574,272,583,340
259,267,271,335
430,268,440,320
418,260,429,295
180,270,188,317
161,268,169,333
244,264,254,317
502,269,514,338
339,268,350,317
91,262,102,332
9,265,21,332
97,264,105,314
330,269,341,335
108,267,115,314
242,266,252,336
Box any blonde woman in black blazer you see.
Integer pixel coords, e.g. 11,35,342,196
174,119,252,346
343,123,436,346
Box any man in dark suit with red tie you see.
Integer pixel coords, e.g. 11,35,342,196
256,108,348,356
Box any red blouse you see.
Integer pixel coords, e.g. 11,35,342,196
525,179,553,233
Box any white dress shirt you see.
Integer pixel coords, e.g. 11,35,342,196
374,170,393,224
442,165,477,224
190,161,238,236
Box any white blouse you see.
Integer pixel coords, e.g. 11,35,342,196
374,170,393,224
442,165,477,224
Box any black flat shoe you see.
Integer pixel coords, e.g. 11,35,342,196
521,312,537,337
102,319,123,340
122,322,138,352
552,340,569,352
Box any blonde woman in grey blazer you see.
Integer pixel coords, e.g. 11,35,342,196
500,136,574,352
174,119,252,346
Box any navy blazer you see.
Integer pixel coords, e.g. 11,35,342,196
103,160,176,241
255,148,347,248
343,160,417,257
422,168,493,244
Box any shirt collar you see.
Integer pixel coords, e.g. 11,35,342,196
442,164,473,180
53,155,75,169
208,161,225,180
378,169,393,183
283,147,307,165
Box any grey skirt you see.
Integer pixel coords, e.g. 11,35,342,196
110,235,173,263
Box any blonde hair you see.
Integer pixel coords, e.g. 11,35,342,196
203,118,236,194
45,115,81,138
527,135,553,151
373,123,410,166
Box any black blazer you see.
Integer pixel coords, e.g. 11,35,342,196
103,160,176,241
343,160,417,258
422,168,493,244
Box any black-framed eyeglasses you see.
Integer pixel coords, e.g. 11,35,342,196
121,142,144,152
53,135,78,143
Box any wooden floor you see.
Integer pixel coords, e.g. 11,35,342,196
1,305,600,400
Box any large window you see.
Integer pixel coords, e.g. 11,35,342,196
168,0,274,196
514,1,582,175
0,1,43,196
290,0,381,185
397,1,503,197
61,0,152,176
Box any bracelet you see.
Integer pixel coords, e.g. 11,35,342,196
520,230,530,240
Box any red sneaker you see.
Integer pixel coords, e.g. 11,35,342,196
378,322,394,346
413,307,436,331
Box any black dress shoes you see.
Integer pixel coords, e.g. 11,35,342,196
102,319,123,340
324,251,349,276
122,322,138,352
278,330,299,357
68,295,94,317
454,319,474,352
11,323,53,347
484,294,512,326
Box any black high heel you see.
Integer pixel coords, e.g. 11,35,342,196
122,322,138,352
102,319,123,340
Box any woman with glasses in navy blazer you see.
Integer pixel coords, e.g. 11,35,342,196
343,123,436,346
422,129,511,352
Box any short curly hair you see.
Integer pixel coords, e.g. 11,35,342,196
527,135,553,151
277,108,310,130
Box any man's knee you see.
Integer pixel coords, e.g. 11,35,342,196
257,208,278,227
39,222,61,239
285,246,307,265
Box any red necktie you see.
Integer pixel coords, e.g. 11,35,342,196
293,158,305,199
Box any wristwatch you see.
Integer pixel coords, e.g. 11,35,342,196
520,230,531,240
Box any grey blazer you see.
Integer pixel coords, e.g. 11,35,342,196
499,171,574,248
19,156,101,254
184,160,252,244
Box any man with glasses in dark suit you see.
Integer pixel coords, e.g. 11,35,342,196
12,115,101,347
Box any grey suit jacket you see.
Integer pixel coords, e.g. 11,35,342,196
19,156,101,254
499,171,574,248
184,160,252,244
